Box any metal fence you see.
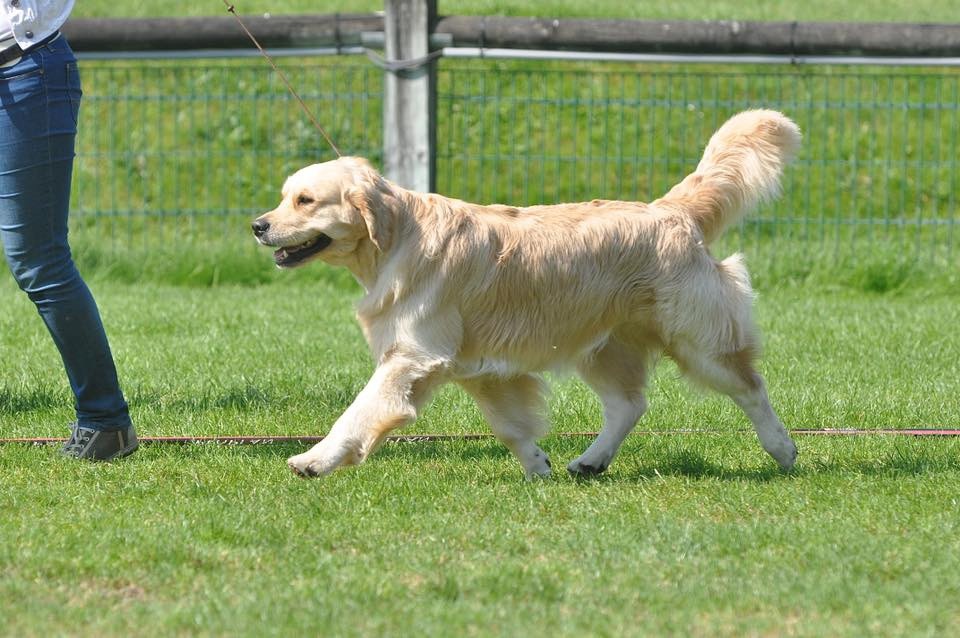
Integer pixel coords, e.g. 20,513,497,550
71,58,381,258
70,55,959,266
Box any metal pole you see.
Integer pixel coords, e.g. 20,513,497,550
383,0,437,192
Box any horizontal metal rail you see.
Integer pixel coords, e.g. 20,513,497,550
436,16,960,57
442,47,960,67
75,46,366,61
74,45,960,67
63,14,960,60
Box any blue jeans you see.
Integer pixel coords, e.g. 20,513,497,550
0,35,131,431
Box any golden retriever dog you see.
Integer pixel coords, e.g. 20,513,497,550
252,109,801,479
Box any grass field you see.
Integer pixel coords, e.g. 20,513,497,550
2,264,959,636
3,1,959,636
4,434,960,637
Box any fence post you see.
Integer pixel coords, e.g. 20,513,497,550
383,0,437,192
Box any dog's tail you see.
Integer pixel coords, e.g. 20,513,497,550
654,109,801,244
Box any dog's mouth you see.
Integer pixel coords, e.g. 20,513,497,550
273,234,333,268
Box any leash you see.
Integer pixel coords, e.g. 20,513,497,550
221,0,342,157
3,429,960,446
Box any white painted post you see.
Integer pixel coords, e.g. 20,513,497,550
383,0,437,193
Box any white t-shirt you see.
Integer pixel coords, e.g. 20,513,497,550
0,10,18,67
0,10,15,50
2,0,75,49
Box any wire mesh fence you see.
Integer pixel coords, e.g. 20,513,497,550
71,58,381,263
69,55,959,271
435,61,959,267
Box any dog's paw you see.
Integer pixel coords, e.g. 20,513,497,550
525,460,552,481
521,447,552,480
287,453,329,479
773,439,798,471
566,457,609,478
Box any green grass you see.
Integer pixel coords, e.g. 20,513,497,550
4,2,959,635
2,266,959,636
4,436,960,636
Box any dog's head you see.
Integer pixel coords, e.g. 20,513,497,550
252,156,395,269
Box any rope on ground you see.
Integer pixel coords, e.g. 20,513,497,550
1,428,959,446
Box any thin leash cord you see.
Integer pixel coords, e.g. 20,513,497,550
3,429,960,446
221,0,342,157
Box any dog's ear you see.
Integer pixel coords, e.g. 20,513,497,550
345,186,391,252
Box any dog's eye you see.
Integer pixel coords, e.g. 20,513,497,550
296,195,315,207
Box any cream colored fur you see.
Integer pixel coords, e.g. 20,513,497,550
253,109,801,478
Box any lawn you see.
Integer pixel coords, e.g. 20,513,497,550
2,269,959,636
3,1,959,636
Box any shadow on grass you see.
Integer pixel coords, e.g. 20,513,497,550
797,444,960,477
588,442,960,482
130,434,960,482
138,443,771,483
613,449,788,483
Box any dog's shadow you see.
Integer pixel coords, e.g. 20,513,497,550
161,435,960,483
566,438,960,482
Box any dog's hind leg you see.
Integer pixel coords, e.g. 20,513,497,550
669,342,797,470
287,353,445,478
458,374,552,480
567,337,654,477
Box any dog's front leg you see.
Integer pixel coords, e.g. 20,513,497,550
288,354,444,477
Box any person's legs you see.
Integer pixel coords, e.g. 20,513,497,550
0,37,134,454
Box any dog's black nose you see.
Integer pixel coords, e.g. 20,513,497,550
251,219,270,237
